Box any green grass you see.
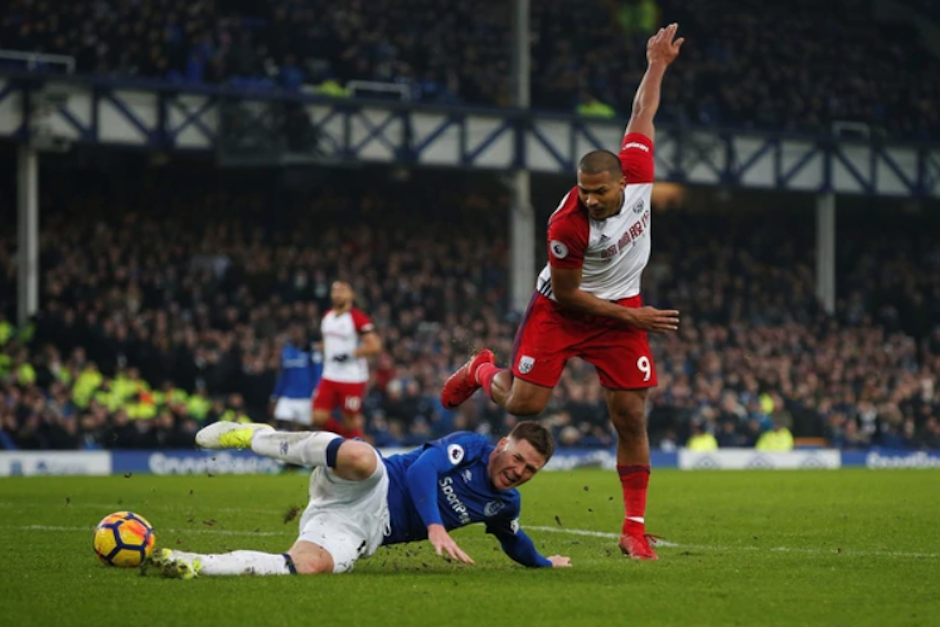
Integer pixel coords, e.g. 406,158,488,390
1,470,938,627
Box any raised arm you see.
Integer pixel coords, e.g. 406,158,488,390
625,23,684,142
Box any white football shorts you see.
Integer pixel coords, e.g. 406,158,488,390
297,450,390,573
273,397,313,426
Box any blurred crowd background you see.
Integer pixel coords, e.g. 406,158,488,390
1,0,939,452
2,0,938,137
1,162,938,452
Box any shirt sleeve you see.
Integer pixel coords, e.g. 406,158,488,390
619,132,655,184
351,309,375,334
546,193,588,270
404,433,484,529
485,509,552,568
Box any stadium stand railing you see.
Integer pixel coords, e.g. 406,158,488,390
0,49,74,74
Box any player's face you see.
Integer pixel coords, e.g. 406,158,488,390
577,170,626,220
489,438,546,490
330,282,353,308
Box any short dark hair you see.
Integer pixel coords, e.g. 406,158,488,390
509,421,555,462
578,150,622,178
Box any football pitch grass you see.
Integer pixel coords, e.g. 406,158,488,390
1,469,937,627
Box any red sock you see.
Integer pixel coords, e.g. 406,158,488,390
475,363,503,400
618,464,650,535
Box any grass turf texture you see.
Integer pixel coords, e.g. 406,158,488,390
0,469,937,627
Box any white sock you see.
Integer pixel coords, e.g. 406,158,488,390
250,431,343,467
173,550,293,576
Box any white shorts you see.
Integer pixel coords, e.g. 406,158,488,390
274,398,312,426
297,450,390,573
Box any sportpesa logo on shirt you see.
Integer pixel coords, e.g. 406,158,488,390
439,476,472,525
550,240,568,259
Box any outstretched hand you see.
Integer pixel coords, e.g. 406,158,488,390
428,524,475,564
647,23,684,67
624,306,680,334
547,555,572,568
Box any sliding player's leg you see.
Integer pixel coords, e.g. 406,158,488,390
156,437,387,577
196,421,377,480
153,547,298,578
154,530,351,577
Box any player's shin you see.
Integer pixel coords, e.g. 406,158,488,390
476,363,507,402
251,430,345,468
171,550,295,576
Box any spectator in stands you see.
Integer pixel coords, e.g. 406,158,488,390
755,418,795,452
686,420,718,451
576,92,616,118
1,167,938,451
716,420,745,448
2,0,938,138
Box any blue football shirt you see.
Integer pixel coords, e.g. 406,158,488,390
272,343,322,400
381,432,551,567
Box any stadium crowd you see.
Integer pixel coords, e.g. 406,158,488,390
1,166,939,452
1,0,938,137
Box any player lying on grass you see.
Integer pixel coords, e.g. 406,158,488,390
152,420,571,577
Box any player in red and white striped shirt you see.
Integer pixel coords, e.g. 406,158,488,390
313,281,382,439
442,25,685,560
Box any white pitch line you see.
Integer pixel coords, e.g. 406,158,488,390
5,525,288,537
527,525,939,559
3,508,936,560
528,525,680,548
0,502,284,514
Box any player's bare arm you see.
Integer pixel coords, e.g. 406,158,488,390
550,265,679,334
353,331,382,358
625,23,684,141
427,523,475,564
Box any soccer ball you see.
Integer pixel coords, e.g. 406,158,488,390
93,511,156,567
